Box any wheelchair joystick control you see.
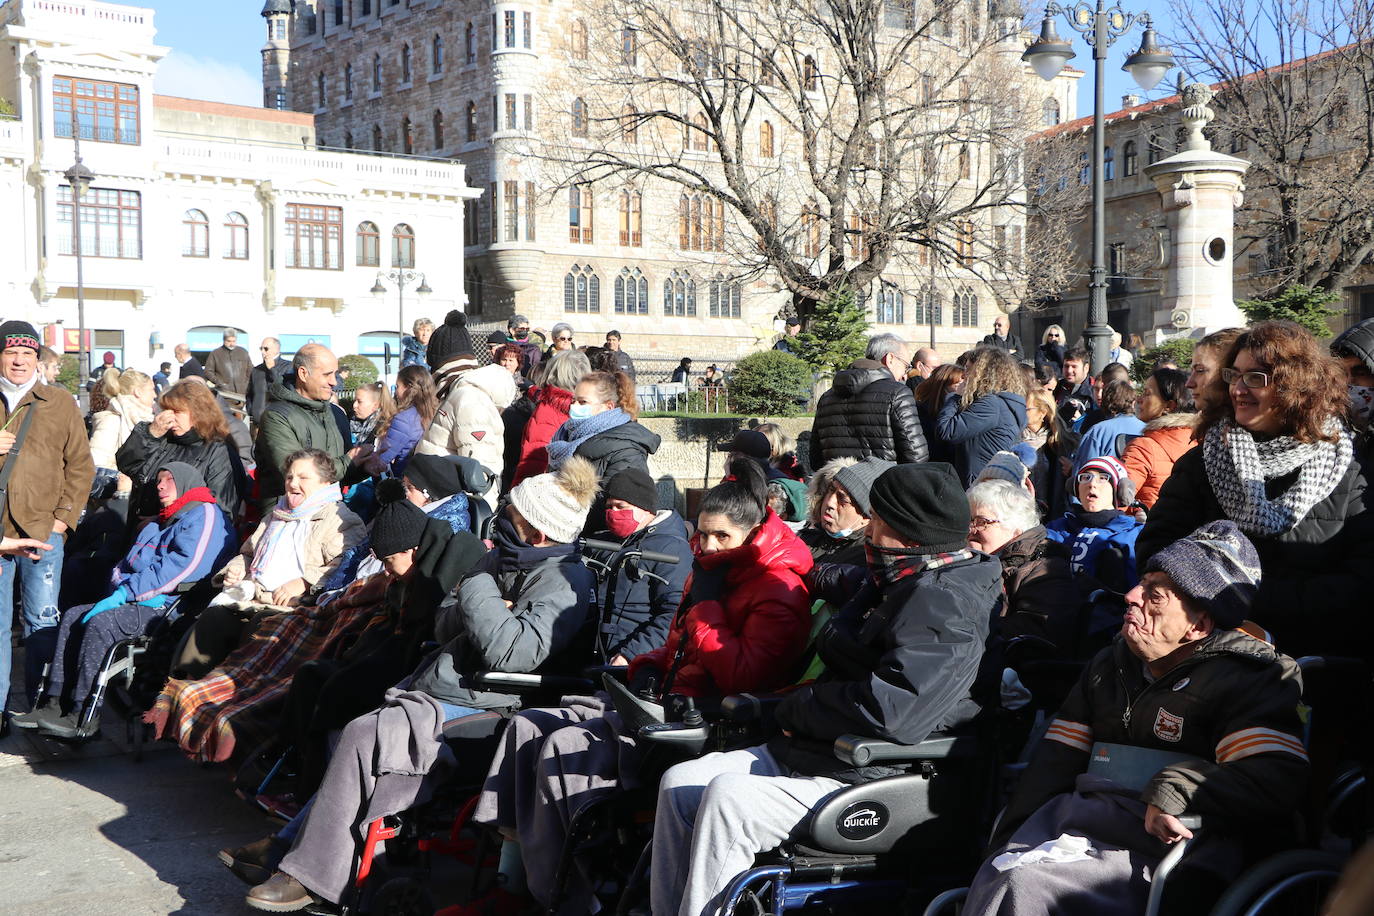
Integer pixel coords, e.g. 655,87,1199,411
681,698,704,728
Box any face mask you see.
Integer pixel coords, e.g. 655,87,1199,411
1350,385,1374,423
605,508,641,538
511,331,528,341
825,527,853,539
568,403,597,421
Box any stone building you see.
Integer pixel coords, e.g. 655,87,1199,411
0,0,477,380
273,0,1078,368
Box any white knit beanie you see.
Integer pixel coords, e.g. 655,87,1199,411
508,455,600,544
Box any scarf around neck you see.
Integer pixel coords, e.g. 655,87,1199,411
248,482,344,588
0,372,38,411
546,407,630,468
1202,418,1353,537
158,486,217,524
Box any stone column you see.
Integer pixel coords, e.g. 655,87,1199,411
1142,83,1250,340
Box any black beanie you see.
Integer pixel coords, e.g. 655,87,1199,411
868,462,970,552
404,453,463,500
0,320,40,352
370,497,427,559
426,310,476,371
486,329,508,346
605,468,658,512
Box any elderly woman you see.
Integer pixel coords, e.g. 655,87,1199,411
966,480,1079,649
1140,321,1374,658
964,522,1308,916
171,450,365,679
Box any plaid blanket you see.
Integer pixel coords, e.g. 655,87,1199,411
148,573,392,763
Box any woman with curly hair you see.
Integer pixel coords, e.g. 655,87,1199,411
1139,321,1374,656
936,346,1029,485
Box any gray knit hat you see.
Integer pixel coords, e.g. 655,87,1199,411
1144,520,1262,628
832,458,896,517
976,451,1031,488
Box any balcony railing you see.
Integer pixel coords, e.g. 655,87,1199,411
54,120,139,145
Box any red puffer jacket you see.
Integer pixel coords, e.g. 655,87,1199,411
512,384,574,485
629,510,814,698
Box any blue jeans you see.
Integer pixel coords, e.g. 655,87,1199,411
0,529,66,715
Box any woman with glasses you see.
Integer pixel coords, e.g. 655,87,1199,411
935,345,1029,485
544,322,575,361
1139,321,1374,657
1046,455,1143,593
1035,324,1067,380
966,479,1079,649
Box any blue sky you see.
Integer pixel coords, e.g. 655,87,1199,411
146,0,1182,116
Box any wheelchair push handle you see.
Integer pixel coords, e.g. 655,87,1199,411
581,537,681,566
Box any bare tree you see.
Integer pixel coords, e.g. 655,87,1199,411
1169,0,1374,293
539,0,1070,322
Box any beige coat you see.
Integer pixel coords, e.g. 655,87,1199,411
417,363,518,500
220,498,365,603
89,394,154,469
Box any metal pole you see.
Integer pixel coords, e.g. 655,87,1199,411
72,128,89,405
1085,0,1112,373
397,273,405,346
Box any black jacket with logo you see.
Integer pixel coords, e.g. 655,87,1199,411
993,628,1308,850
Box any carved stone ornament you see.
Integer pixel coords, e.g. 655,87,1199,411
1179,83,1216,152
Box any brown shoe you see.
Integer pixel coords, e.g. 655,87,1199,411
218,835,289,886
246,871,317,912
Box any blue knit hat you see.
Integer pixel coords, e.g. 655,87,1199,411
1144,520,1262,628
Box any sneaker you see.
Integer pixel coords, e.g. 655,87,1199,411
218,835,290,886
246,871,318,912
36,711,97,741
11,699,60,731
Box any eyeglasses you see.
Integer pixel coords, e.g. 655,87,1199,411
556,335,573,342
1220,367,1272,389
514,326,530,332
969,516,1002,530
260,346,271,351
1077,471,1113,485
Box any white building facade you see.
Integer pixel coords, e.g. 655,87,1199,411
0,0,477,378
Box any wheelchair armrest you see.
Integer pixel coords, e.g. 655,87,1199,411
583,664,629,683
1177,814,1202,831
1294,655,1368,677
470,671,596,695
833,734,980,768
720,692,787,723
637,720,709,755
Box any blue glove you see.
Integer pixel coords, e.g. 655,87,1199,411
81,586,130,624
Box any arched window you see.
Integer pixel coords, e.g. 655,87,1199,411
620,26,637,66
618,189,642,246
709,275,741,318
876,282,904,324
373,124,383,151
432,35,444,74
465,22,477,64
1103,146,1115,181
466,100,478,141
432,110,444,149
1078,151,1090,185
690,112,712,152
621,106,638,145
356,221,380,266
803,54,820,92
663,270,697,316
391,223,415,267
953,288,979,327
1147,133,1164,164
401,116,414,154
956,220,975,267
344,63,353,101
760,120,775,158
571,98,589,137
372,53,382,92
564,263,601,313
570,20,588,60
183,209,209,257
1123,140,1138,177
1041,97,1060,126
958,144,971,180
465,266,484,315
401,44,412,83
615,266,648,314
224,212,249,260
802,203,823,258
569,183,594,243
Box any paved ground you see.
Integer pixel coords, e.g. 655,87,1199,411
1,649,276,916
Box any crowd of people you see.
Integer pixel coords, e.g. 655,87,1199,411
0,307,1370,916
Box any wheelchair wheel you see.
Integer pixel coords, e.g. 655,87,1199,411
368,876,434,916
1207,850,1345,916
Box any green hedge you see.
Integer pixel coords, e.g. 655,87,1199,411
728,350,813,418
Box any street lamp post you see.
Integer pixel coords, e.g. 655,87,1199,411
370,269,431,374
63,123,95,403
1023,2,1174,373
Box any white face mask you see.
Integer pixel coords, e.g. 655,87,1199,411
825,527,853,539
1350,385,1374,423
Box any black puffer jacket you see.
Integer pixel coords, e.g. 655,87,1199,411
586,510,692,660
1139,444,1374,657
575,421,662,533
116,422,246,520
993,629,1307,850
770,550,1001,783
811,360,929,467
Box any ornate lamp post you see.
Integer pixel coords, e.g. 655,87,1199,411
370,269,431,374
63,126,95,400
1023,2,1175,372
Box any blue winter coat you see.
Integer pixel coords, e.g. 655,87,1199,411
1071,414,1145,475
375,406,425,477
111,499,237,602
1044,509,1143,593
936,391,1029,485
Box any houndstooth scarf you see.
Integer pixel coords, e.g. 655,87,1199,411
1202,418,1353,537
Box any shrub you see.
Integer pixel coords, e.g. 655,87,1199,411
56,354,80,394
728,350,814,418
1129,338,1195,385
338,354,379,389
1237,285,1343,339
